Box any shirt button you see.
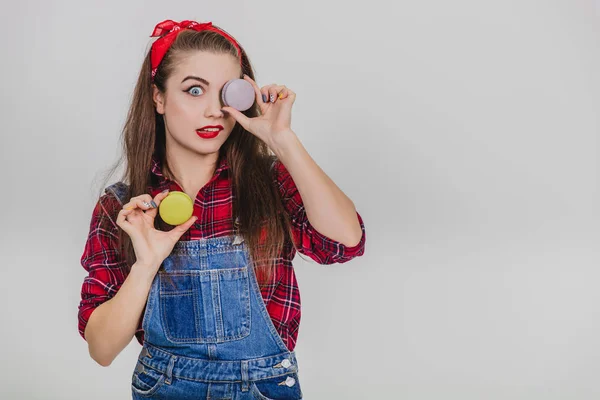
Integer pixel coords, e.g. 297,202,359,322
285,376,296,387
281,359,292,369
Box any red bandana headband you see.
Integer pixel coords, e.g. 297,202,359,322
149,19,243,79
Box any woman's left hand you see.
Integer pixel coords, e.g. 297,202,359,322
221,74,296,147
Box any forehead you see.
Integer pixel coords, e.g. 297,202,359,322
171,51,242,85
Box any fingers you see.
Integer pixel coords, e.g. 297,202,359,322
280,88,296,108
122,199,155,216
261,85,287,103
242,75,289,108
122,190,170,211
117,190,171,230
122,194,155,211
259,85,273,104
277,87,289,100
145,190,171,219
243,74,267,107
116,207,135,232
269,85,287,102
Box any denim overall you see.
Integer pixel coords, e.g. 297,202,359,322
106,182,303,400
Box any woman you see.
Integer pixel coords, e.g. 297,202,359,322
77,19,366,399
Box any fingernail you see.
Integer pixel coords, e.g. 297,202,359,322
262,94,267,103
161,189,169,194
150,200,157,208
270,94,275,103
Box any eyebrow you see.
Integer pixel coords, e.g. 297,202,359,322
181,76,210,86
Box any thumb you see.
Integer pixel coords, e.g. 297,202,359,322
168,215,198,241
222,107,250,130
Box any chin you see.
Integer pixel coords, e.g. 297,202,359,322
192,139,225,154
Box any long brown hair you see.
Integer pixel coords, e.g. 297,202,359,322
93,27,301,286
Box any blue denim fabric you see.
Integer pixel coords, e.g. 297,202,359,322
107,181,303,399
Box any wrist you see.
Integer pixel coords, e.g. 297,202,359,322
269,129,300,158
130,260,160,284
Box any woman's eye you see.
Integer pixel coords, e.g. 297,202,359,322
187,86,204,96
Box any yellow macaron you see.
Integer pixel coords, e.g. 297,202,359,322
159,191,194,226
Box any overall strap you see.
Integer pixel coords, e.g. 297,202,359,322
104,181,130,206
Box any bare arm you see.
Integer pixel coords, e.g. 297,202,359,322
270,130,363,247
84,262,157,366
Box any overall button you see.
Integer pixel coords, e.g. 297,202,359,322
273,359,292,369
284,377,296,387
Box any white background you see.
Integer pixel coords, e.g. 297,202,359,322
1,0,598,399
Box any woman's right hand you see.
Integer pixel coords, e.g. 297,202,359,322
116,189,197,273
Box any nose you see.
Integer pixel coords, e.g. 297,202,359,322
204,88,226,118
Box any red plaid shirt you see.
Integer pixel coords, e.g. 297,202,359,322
78,154,366,351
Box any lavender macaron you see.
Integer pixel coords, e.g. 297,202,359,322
221,79,256,111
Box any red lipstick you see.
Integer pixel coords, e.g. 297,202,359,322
196,125,223,139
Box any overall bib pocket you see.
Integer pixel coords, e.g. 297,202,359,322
158,265,251,343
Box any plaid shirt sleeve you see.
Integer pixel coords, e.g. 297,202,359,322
272,159,366,265
78,194,143,342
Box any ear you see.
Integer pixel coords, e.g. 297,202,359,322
152,84,165,115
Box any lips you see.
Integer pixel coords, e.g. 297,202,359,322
196,125,223,139
196,130,220,139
